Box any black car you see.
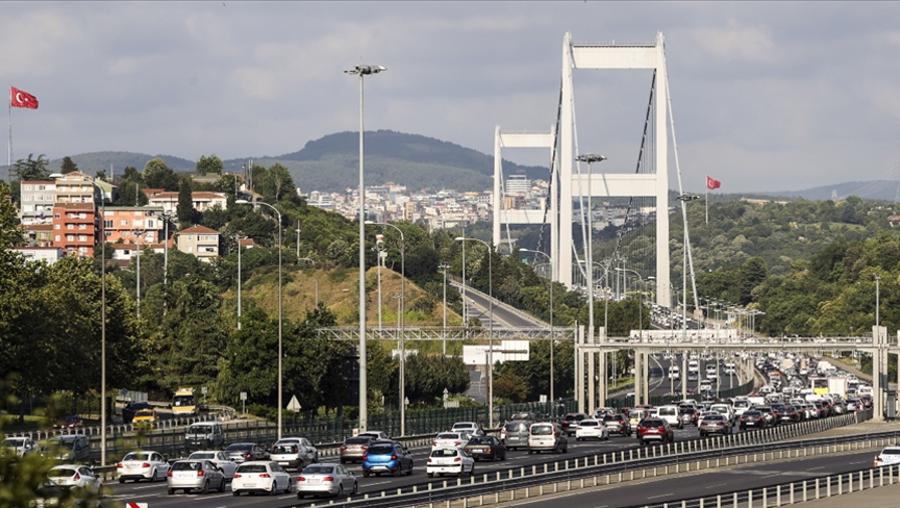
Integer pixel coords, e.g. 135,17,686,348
463,435,506,461
739,409,766,430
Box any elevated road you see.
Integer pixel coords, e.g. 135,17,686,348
452,281,549,329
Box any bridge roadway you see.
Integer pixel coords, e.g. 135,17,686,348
512,450,877,508
106,422,747,507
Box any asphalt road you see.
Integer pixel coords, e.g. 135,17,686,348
516,450,878,508
456,282,547,328
105,425,709,507
610,355,744,401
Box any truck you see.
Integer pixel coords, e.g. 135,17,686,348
827,377,849,398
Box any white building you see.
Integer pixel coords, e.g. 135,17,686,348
11,247,64,264
19,180,56,224
176,225,221,263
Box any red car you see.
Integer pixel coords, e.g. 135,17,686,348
636,418,674,446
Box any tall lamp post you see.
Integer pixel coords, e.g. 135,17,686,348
455,237,493,427
366,221,406,435
345,63,386,433
520,248,555,404
94,180,107,466
236,199,283,439
439,262,449,355
575,154,606,343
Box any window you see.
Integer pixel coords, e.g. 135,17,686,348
78,212,87,219
66,235,74,241
78,224,86,230
54,235,60,242
120,219,128,226
103,220,113,229
78,235,87,242
54,224,60,229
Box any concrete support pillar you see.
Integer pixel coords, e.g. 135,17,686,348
643,352,651,404
588,328,596,415
681,352,688,400
634,349,643,406
492,126,502,248
576,325,585,414
873,326,887,422
598,349,608,407
558,33,574,287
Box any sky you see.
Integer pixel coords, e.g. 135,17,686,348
3,1,900,192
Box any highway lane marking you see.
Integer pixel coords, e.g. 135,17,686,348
705,482,728,489
647,492,674,499
808,466,826,471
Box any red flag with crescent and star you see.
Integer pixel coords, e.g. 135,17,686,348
10,86,38,109
706,176,721,190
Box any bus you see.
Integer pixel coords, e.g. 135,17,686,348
172,388,198,416
810,377,829,397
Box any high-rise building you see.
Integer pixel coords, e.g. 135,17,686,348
505,174,530,197
19,179,56,224
52,203,97,258
54,171,97,205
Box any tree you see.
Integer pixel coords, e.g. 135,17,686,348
60,156,78,174
0,181,22,249
176,176,194,226
13,153,49,180
196,154,223,176
143,158,179,191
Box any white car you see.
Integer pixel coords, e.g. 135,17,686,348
4,436,36,456
432,432,467,450
117,450,170,483
574,419,608,441
874,447,900,467
188,450,238,479
357,431,390,441
656,405,681,428
296,463,358,498
270,437,318,470
733,399,751,417
710,404,734,423
232,461,293,496
47,464,101,493
450,422,483,436
426,448,475,477
167,459,226,495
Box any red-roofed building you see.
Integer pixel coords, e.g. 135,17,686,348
148,191,227,216
175,225,220,262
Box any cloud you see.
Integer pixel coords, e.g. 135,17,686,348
689,20,777,63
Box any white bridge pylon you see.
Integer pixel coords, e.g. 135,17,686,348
492,32,674,308
560,32,671,307
492,127,558,279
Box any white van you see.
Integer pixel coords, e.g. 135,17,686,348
656,405,681,429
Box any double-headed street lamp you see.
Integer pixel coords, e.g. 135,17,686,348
345,63,386,433
519,248,555,404
455,236,494,427
236,199,283,440
575,153,606,343
366,221,407,436
93,180,108,466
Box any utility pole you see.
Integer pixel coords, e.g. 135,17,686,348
295,219,301,261
236,234,243,330
440,262,449,356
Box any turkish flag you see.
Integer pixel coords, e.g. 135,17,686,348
10,87,38,109
706,176,721,190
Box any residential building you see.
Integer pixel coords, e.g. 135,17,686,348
19,180,56,224
22,223,53,247
11,247,64,264
147,191,228,215
54,171,97,205
101,206,165,245
176,225,220,262
505,174,530,197
52,203,96,258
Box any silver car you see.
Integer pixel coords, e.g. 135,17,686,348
167,460,226,495
4,436,36,456
296,463,358,498
270,437,318,470
188,450,238,479
501,420,531,450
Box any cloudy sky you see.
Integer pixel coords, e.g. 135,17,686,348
4,1,899,191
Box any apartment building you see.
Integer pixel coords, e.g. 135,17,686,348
54,171,97,205
101,206,165,245
52,203,96,258
19,180,56,224
176,225,220,262
147,191,227,215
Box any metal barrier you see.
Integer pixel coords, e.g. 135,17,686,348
298,409,872,507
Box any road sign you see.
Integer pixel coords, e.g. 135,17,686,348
287,395,301,413
239,392,247,401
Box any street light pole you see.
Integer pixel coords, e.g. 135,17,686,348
236,233,243,330
440,262,449,355
345,64,386,433
162,212,170,317
367,221,406,435
875,274,881,328
520,248,554,403
95,182,107,466
456,237,493,427
236,200,282,439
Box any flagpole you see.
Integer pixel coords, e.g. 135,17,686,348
8,87,12,180
705,185,709,225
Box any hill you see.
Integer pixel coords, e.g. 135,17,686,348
49,151,195,175
221,130,548,192
763,180,900,201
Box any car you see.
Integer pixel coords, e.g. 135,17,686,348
628,408,650,428
362,441,414,477
117,450,170,483
874,447,900,467
54,415,84,430
602,413,632,436
463,435,506,461
450,422,483,436
560,413,588,436
733,399,751,417
501,420,531,450
47,464,101,493
132,408,158,426
225,442,269,463
780,405,801,423
167,459,226,495
122,401,152,424
656,405,682,429
739,409,766,430
184,422,225,450
432,432,468,450
710,404,734,423
678,407,698,427
756,406,778,426
426,447,475,477
528,422,567,454
270,437,318,469
698,414,731,437
46,435,91,463
231,461,293,496
296,463,358,498
636,418,674,446
357,430,390,441
4,436,36,456
575,418,608,441
340,436,373,464
188,450,238,479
